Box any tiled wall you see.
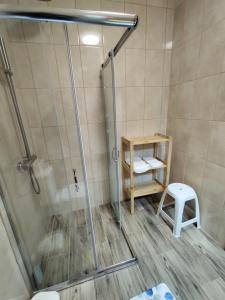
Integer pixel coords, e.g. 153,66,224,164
167,0,225,246
0,0,175,212
0,0,175,298
0,217,29,300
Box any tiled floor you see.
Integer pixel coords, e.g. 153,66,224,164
40,204,132,288
60,198,225,300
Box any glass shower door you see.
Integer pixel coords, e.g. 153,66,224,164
0,21,97,291
102,52,121,225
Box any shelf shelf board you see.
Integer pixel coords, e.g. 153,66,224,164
122,160,167,174
122,135,169,146
124,181,165,198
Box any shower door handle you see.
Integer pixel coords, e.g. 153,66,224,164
112,147,119,162
73,169,79,192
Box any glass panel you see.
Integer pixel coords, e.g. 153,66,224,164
102,53,121,224
0,21,96,290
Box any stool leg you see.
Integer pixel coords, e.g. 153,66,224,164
157,188,167,217
195,195,201,229
173,200,184,238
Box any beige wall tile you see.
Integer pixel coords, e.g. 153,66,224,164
20,89,41,128
183,155,204,194
167,0,176,9
167,85,177,118
201,162,225,207
28,43,60,89
91,153,109,181
144,86,162,119
88,123,107,154
85,88,105,123
207,122,225,168
170,45,184,84
23,21,53,44
54,45,71,88
115,88,126,122
183,0,203,41
0,87,17,139
193,75,219,120
49,0,75,8
103,27,124,52
70,46,84,87
0,218,29,300
163,50,172,86
77,88,88,125
51,23,65,44
200,199,225,245
145,50,164,86
186,120,213,159
161,86,169,119
76,0,100,10
213,73,225,121
175,81,195,119
173,119,192,153
125,3,146,49
170,149,186,182
143,118,161,135
80,46,103,87
165,9,174,50
114,49,126,87
182,35,201,82
68,24,79,45
43,127,63,160
36,89,59,127
173,0,185,44
199,20,225,78
10,42,34,89
126,87,144,121
126,120,143,137
66,125,81,157
6,20,25,42
146,6,166,49
203,0,225,30
148,0,167,8
58,126,70,158
125,49,145,86
31,128,48,159
61,88,76,126
50,159,69,191
125,0,146,5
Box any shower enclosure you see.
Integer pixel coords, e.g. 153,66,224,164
0,5,137,293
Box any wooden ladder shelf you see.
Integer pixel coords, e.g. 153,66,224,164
122,133,172,214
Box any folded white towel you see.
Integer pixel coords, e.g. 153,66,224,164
125,156,151,173
142,156,164,169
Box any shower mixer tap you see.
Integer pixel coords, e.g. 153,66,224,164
17,154,37,172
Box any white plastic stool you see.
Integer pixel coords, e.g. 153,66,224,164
157,183,200,238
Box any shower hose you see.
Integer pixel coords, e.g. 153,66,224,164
29,167,41,195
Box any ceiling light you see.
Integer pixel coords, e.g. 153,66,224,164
81,34,100,46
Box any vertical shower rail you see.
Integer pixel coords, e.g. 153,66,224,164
0,37,40,194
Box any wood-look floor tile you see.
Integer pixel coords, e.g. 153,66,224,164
94,273,120,300
114,265,147,300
